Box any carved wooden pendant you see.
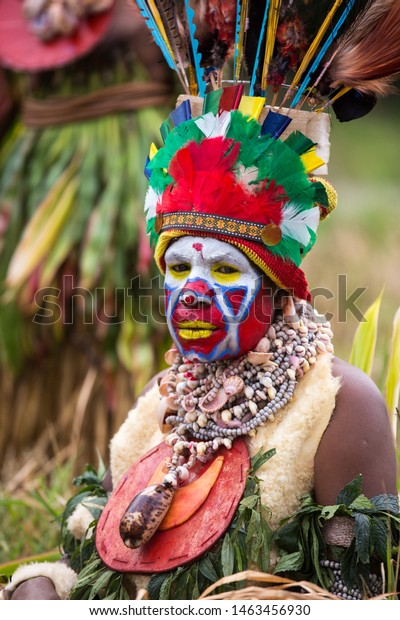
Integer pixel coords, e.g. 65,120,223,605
96,440,250,573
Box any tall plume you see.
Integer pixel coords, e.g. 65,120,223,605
326,0,400,96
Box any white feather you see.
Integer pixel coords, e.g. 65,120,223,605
280,204,320,246
194,111,231,138
144,186,161,221
236,163,259,188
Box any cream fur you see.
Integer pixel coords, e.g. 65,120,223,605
110,383,163,486
246,353,340,528
2,562,77,599
67,501,102,541
110,354,340,530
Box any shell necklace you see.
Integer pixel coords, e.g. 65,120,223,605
119,300,333,548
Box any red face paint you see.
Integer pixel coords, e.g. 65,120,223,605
164,237,275,362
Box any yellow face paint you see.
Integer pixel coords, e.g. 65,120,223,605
211,263,241,284
177,320,217,340
168,263,191,281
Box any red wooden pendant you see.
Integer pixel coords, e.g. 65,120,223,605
0,0,113,71
96,439,250,573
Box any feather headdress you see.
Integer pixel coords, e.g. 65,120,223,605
133,0,400,121
130,0,399,300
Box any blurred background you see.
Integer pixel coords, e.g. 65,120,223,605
0,0,399,570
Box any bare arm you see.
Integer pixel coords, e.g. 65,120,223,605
314,357,397,505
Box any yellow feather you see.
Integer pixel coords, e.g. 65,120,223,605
149,143,158,160
314,85,352,113
261,0,282,92
238,96,266,120
147,0,175,60
290,0,344,91
300,148,325,174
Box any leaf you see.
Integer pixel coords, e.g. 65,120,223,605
221,534,235,577
238,495,259,511
385,306,400,431
274,550,304,574
349,290,383,376
275,520,301,554
371,517,390,562
199,557,219,583
159,573,174,600
250,448,276,473
348,495,375,512
233,542,244,573
370,494,400,514
336,474,363,507
258,518,272,572
354,513,371,564
310,519,327,588
340,539,358,589
320,505,342,520
246,509,261,546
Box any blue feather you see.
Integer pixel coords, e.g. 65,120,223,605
170,99,192,127
261,110,292,138
249,0,271,97
233,0,242,81
144,156,152,180
184,0,206,97
291,0,357,108
135,0,175,70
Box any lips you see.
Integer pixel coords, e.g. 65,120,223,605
177,320,219,340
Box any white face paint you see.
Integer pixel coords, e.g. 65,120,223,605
164,237,271,362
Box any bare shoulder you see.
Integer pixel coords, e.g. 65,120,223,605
314,356,397,504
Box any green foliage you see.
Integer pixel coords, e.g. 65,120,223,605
0,463,73,566
61,460,108,573
274,475,400,593
385,307,400,420
349,290,383,376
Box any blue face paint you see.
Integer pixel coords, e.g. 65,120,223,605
164,237,271,362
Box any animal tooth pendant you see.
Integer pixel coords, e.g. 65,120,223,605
119,482,174,549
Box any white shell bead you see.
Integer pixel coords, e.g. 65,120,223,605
176,466,189,481
197,413,208,427
245,386,255,399
196,442,206,455
260,376,273,388
221,410,232,423
249,401,258,415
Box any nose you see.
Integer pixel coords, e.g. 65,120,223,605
181,289,212,308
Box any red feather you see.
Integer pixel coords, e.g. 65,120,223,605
160,137,285,225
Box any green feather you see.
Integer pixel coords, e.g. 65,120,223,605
311,180,329,206
203,89,223,114
146,216,159,248
284,131,316,155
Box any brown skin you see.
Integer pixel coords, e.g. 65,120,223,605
10,577,60,600
10,357,397,599
315,356,397,503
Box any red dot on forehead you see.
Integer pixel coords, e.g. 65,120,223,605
192,243,203,251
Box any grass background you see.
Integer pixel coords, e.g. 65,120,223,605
1,96,399,569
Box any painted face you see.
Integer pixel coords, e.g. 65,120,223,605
164,237,275,362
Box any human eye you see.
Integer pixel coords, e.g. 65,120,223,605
170,263,191,273
214,264,239,274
